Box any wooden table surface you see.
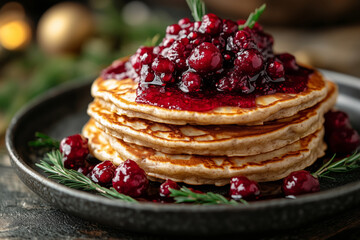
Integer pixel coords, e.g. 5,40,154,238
1,139,360,240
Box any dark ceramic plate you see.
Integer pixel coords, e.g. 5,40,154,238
5,70,360,235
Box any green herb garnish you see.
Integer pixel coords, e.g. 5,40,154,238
28,132,60,149
170,186,247,205
313,151,360,179
36,150,138,203
186,0,206,22
144,34,161,47
238,4,266,30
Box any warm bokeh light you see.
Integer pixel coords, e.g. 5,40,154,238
0,19,31,50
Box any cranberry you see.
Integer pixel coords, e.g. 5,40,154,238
324,110,350,132
199,13,222,35
159,179,180,197
223,51,234,68
162,37,175,48
282,170,320,196
112,159,149,197
193,21,202,31
276,53,299,71
234,49,264,75
267,59,285,80
130,46,154,73
89,160,116,187
101,60,127,80
222,19,238,35
140,65,155,83
151,56,175,74
178,17,191,26
230,176,260,200
216,77,236,92
166,24,181,35
328,127,360,154
188,42,223,74
77,162,95,176
179,71,202,93
60,134,89,170
211,35,226,49
166,40,186,63
234,30,255,49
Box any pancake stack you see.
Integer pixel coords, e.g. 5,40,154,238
83,69,338,186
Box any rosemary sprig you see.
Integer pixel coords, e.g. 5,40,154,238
238,4,266,30
35,150,138,203
170,186,247,205
28,132,60,149
186,0,206,22
313,151,360,179
144,34,161,47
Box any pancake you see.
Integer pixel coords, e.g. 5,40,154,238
88,81,336,156
91,69,328,125
82,119,326,186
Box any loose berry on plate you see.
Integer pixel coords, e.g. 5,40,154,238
230,176,260,200
112,159,149,197
324,110,350,132
327,127,360,154
90,160,116,187
60,134,89,169
159,179,180,197
282,170,320,196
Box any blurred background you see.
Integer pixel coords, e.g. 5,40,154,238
0,0,360,137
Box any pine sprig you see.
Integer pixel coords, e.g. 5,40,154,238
170,186,247,205
186,0,206,22
35,150,138,203
28,132,60,149
238,4,266,30
313,151,360,179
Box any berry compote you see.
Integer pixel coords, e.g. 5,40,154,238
102,14,313,111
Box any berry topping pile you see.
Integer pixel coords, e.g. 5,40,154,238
101,13,313,111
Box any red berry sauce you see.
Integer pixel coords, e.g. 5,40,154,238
101,14,313,111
